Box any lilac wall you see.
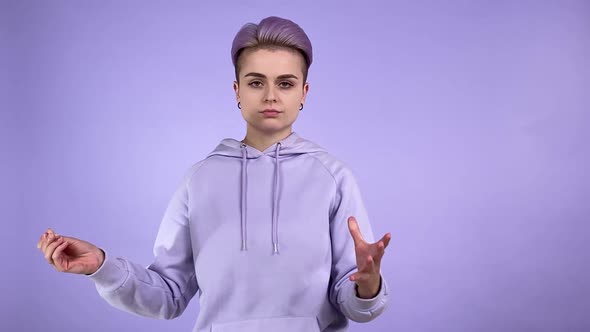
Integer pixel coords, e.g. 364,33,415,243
3,0,589,331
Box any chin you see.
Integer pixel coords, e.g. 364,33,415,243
250,122,293,135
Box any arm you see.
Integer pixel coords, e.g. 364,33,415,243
328,166,390,323
87,170,199,319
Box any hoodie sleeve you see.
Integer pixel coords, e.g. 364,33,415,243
87,169,199,319
328,164,389,323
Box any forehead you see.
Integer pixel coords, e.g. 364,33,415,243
239,48,305,77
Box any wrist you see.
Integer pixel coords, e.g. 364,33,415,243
86,248,105,275
355,275,382,299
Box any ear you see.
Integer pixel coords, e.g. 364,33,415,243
233,81,240,102
301,82,310,104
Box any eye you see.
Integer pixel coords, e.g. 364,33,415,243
248,81,263,88
278,81,294,89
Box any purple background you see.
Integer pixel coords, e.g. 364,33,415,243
2,0,589,331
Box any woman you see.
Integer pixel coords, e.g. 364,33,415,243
37,16,392,332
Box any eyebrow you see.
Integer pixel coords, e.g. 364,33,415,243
244,72,299,80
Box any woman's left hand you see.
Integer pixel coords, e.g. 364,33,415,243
347,216,391,299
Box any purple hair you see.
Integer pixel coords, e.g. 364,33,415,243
231,16,313,82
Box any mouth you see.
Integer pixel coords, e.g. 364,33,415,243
260,109,281,117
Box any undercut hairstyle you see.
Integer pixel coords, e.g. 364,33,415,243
231,16,313,84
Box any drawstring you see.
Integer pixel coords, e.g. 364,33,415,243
272,142,281,255
239,141,282,254
240,143,248,251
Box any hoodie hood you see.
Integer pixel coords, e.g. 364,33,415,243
206,132,326,254
206,131,325,159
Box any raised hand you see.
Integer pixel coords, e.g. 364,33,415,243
37,228,105,275
347,216,391,299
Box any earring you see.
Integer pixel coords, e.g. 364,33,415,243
299,103,304,111
237,102,241,109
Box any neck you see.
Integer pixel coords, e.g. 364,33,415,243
242,127,293,152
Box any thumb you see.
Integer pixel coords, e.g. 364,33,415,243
347,216,365,245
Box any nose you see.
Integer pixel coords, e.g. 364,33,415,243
264,86,277,103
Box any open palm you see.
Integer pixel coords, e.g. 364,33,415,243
347,216,391,298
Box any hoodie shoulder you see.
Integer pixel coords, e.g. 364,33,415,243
307,150,357,184
178,159,209,187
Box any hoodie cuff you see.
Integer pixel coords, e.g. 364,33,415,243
348,276,389,312
87,249,129,291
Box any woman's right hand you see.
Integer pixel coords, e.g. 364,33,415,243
37,228,105,275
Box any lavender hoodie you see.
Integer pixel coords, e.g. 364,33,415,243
88,132,389,331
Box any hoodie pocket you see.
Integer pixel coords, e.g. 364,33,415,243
211,316,320,332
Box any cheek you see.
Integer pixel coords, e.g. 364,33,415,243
286,91,303,104
240,89,263,101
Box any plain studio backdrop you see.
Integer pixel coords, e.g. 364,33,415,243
1,0,588,331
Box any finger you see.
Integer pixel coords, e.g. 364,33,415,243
44,236,64,265
349,271,372,283
373,241,386,263
41,232,57,253
44,235,63,264
37,232,47,249
38,228,56,248
380,232,392,249
347,216,365,246
47,229,61,241
357,254,377,273
365,255,377,273
52,240,70,272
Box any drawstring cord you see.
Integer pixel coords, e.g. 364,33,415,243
240,143,248,251
272,142,281,254
239,141,282,254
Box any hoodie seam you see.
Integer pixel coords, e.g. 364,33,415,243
104,257,131,293
183,160,209,225
307,154,340,218
180,162,205,298
307,154,338,183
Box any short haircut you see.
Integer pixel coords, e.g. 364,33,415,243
231,16,313,83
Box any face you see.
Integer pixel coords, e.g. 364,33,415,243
233,48,309,139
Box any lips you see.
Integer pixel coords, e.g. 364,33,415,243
261,109,281,117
